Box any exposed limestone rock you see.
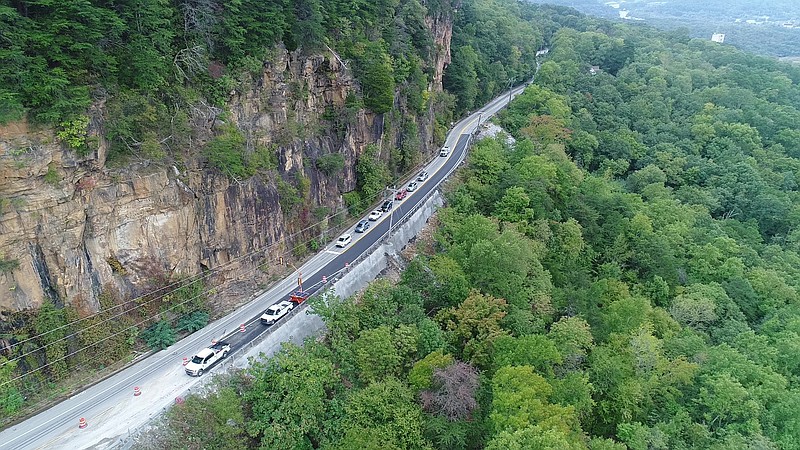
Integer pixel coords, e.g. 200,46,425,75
0,16,454,314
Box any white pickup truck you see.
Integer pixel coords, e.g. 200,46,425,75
260,300,294,325
185,341,230,376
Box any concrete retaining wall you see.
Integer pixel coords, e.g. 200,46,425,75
331,190,444,300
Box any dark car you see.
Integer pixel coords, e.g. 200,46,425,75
395,188,408,200
355,219,371,233
381,200,393,212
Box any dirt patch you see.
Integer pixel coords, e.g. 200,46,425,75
401,210,441,260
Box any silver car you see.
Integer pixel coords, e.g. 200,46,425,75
355,220,371,233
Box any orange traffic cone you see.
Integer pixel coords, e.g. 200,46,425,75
182,357,188,366
79,417,88,429
133,386,141,396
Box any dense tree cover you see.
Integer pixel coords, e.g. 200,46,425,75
443,0,613,116
140,3,800,449
1,0,458,424
0,0,449,179
445,0,543,113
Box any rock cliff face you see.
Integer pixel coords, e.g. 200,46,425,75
0,16,452,315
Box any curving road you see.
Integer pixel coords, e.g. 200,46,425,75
0,82,528,450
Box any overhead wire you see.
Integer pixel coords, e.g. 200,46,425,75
0,244,349,390
0,222,339,372
3,205,347,354
1,158,433,374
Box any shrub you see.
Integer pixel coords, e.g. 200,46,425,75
176,312,209,333
0,258,20,274
162,279,207,316
106,256,126,275
43,163,60,186
205,125,249,178
315,153,345,176
292,242,309,258
56,116,92,156
277,178,302,211
313,206,330,220
343,191,363,214
248,144,278,172
142,320,177,350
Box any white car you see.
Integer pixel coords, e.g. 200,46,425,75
368,210,382,221
407,181,418,192
417,170,429,182
261,301,294,325
336,234,352,247
185,342,230,377
439,146,450,157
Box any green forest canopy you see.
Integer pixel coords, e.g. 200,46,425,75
0,0,448,133
4,0,800,447
133,1,800,450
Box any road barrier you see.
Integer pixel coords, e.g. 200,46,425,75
79,417,88,429
112,86,522,450
133,386,141,397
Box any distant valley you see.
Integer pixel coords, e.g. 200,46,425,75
527,0,800,57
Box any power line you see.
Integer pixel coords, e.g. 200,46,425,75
0,262,251,389
2,158,429,368
0,83,516,396
0,224,339,371
4,206,346,354
0,253,348,390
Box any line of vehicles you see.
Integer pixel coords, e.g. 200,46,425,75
333,164,434,252
185,145,449,377
185,289,312,377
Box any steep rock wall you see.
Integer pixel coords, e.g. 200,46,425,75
0,19,452,315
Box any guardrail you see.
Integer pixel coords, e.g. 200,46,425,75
121,101,490,450
220,127,484,370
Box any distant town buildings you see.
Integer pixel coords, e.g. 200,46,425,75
711,33,725,43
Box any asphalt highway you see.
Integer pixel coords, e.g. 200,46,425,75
0,81,528,450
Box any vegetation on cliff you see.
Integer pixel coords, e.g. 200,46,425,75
3,0,800,447
134,1,800,449
0,0,458,423
0,0,451,179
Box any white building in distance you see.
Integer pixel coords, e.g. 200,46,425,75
711,33,726,43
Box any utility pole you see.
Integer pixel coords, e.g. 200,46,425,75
388,185,396,235
508,78,515,105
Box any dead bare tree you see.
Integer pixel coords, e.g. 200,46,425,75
180,0,219,51
174,45,207,83
421,361,479,421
